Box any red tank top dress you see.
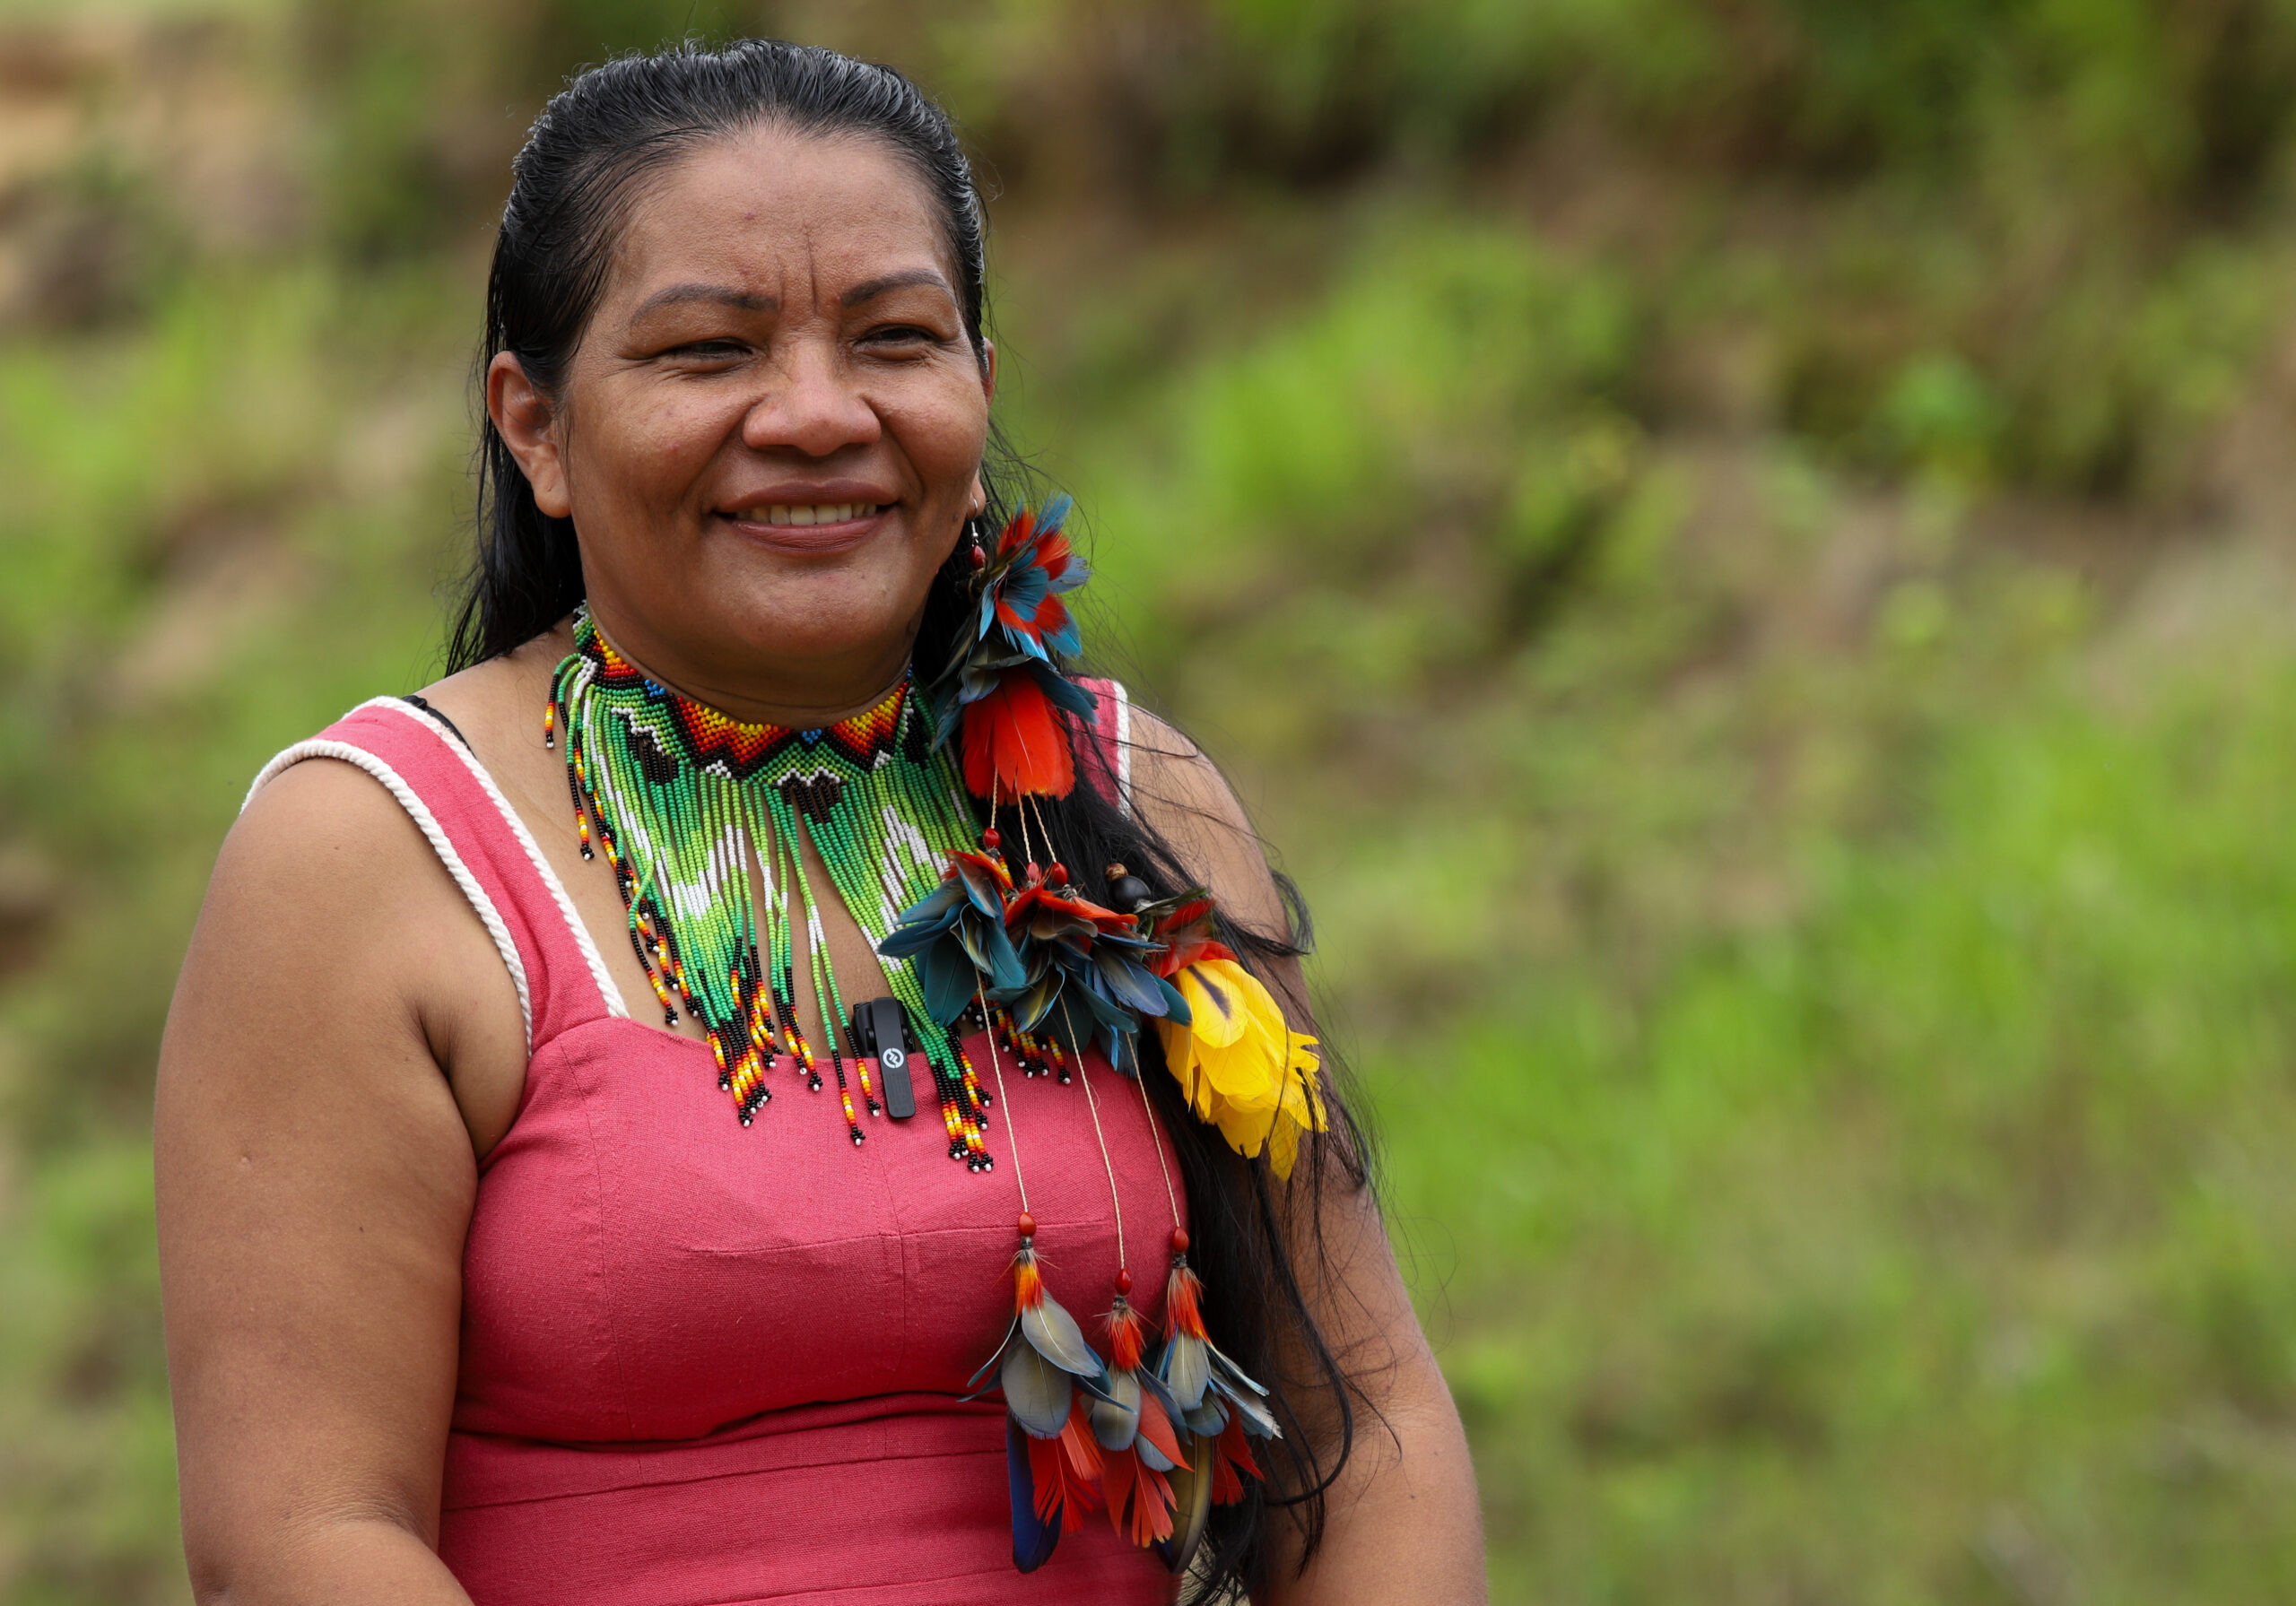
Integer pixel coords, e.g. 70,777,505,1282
249,680,1180,1605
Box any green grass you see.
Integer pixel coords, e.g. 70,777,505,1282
1378,633,2296,1602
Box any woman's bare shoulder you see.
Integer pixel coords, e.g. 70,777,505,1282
1120,705,1290,942
224,746,437,906
217,626,561,954
201,741,498,1056
179,723,524,1148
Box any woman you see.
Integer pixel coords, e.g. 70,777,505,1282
155,39,1483,1606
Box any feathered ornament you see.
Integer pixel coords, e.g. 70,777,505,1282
899,510,1308,1577
1001,870,1187,1063
931,499,1100,801
877,846,1026,1024
1090,1272,1192,1550
970,1211,1115,1573
980,497,1088,662
1150,1225,1279,1574
1140,893,1329,1180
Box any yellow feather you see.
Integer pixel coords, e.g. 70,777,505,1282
1157,962,1328,1178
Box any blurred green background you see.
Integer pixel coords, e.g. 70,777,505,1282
6,0,2296,1599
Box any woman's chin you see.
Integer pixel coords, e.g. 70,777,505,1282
694,566,928,673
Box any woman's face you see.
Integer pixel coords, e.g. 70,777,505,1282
491,124,992,716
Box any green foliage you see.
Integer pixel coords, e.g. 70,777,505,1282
1061,222,1643,743
1382,625,2296,1600
8,1,2296,1602
0,1141,179,1603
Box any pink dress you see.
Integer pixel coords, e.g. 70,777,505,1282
253,687,1181,1605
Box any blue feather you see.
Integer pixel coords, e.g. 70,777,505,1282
1155,975,1193,1026
1033,663,1100,718
917,942,978,1024
1007,1418,1059,1573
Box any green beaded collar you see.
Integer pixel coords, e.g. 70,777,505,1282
549,608,995,1162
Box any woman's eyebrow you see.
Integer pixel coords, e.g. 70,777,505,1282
840,269,954,308
628,282,777,323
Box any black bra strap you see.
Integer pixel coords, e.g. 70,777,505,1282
400,694,474,752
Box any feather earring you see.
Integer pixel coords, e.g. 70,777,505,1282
928,499,1100,802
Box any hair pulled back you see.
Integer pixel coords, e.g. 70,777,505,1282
448,39,1371,1601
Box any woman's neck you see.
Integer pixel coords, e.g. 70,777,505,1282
573,608,916,730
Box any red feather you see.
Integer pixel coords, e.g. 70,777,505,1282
996,587,1074,644
1058,1395,1104,1483
1034,529,1076,577
1163,1259,1208,1342
1028,1419,1099,1532
1211,1412,1262,1505
1135,1390,1188,1471
996,506,1039,559
1100,1438,1135,1532
1012,1243,1044,1312
961,672,1075,800
1102,1445,1178,1546
1148,896,1238,978
1108,1298,1147,1374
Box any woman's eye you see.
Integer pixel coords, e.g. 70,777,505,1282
668,340,746,359
864,326,938,347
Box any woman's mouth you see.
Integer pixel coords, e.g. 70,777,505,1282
732,502,888,527
720,502,891,551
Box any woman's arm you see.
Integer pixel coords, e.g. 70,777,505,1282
155,758,518,1604
1261,1176,1488,1603
1129,716,1488,1604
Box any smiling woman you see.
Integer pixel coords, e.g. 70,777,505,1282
151,39,1483,1606
491,131,991,712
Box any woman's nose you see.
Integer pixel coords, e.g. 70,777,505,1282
741,337,881,457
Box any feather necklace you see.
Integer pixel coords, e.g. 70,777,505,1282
888,503,1283,1575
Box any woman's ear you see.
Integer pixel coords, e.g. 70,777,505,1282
487,352,572,518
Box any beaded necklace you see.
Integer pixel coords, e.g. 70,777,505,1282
548,607,995,1165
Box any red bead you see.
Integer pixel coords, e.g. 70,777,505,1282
1017,1211,1036,1237
1170,1228,1189,1254
1047,862,1068,887
981,829,1001,850
1024,863,1041,884
968,543,987,569
1114,1269,1133,1295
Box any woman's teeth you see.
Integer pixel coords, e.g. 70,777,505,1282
735,503,879,526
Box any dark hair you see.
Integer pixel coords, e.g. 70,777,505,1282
448,39,1373,1599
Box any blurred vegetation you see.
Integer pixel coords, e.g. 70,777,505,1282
4,0,2296,1600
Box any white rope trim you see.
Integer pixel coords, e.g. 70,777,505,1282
366,699,631,1021
1109,678,1134,818
244,734,534,1054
